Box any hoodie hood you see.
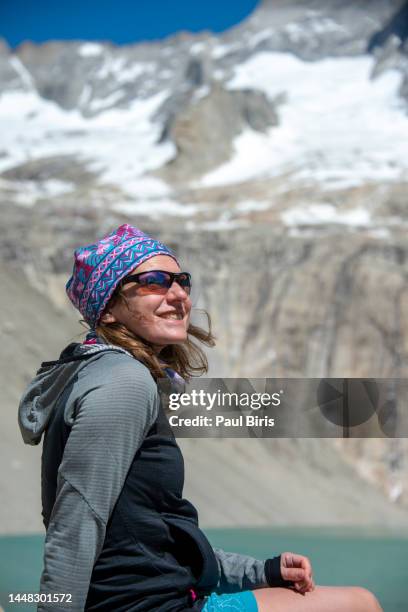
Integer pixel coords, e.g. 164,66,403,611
18,341,132,446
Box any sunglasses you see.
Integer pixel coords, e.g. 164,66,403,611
119,270,192,295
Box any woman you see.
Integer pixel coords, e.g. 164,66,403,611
19,224,382,612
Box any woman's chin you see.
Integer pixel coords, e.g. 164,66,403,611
150,331,188,347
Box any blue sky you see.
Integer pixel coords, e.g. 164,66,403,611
0,0,259,48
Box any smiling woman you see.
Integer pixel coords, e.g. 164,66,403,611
18,224,383,612
95,248,213,380
99,257,193,353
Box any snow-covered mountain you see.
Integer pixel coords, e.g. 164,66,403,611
1,0,407,229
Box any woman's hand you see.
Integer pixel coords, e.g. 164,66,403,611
280,552,315,595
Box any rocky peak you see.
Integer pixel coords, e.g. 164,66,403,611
368,0,408,51
234,0,403,60
157,84,278,182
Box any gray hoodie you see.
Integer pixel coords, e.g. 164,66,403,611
18,341,271,611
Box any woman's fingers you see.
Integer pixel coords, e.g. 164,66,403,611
294,576,315,595
280,551,315,596
283,567,307,582
282,552,312,573
300,555,313,581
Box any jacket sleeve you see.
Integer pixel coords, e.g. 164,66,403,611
38,355,159,611
212,548,288,593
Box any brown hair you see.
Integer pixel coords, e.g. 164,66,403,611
93,288,215,381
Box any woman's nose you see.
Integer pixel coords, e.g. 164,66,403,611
166,281,189,300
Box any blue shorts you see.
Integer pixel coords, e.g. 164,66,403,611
202,591,258,611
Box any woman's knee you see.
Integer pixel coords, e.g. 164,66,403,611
350,587,383,612
254,585,383,612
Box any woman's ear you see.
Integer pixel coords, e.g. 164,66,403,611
100,310,117,324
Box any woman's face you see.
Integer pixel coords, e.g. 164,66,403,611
101,255,192,352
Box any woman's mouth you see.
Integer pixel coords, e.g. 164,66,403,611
158,312,184,321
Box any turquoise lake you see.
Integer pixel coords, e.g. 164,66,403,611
0,527,407,611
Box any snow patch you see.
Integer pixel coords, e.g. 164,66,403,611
191,42,206,54
78,43,103,57
284,17,346,38
111,199,201,218
193,85,210,101
0,178,74,207
199,53,408,189
368,228,391,240
43,179,75,196
212,44,236,59
283,23,304,41
0,88,175,199
96,58,155,84
199,129,277,187
79,84,92,107
120,176,172,198
89,90,126,112
235,199,273,213
249,29,274,47
281,204,371,227
389,482,403,503
199,217,249,231
9,57,34,89
213,69,225,81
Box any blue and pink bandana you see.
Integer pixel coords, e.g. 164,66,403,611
66,224,179,327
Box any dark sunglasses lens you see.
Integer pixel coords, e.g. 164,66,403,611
177,273,191,294
138,271,171,293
